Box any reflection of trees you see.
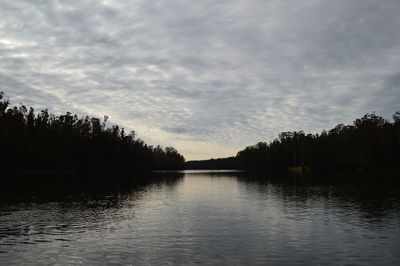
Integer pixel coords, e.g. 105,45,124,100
0,173,184,242
236,173,400,222
183,170,244,178
0,172,184,200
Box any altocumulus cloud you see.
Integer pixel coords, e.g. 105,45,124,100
1,0,399,160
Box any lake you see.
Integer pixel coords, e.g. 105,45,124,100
1,170,400,265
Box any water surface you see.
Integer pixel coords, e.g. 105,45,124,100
1,171,400,265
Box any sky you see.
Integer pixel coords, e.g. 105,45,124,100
1,0,400,160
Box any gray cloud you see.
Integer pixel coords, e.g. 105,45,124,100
1,0,399,159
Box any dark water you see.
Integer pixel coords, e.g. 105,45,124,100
1,171,400,265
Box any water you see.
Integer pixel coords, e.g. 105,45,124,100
1,170,400,265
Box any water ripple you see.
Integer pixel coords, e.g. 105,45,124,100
1,172,400,265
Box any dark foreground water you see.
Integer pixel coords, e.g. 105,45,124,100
1,171,400,265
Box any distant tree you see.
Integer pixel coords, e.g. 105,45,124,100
393,111,400,124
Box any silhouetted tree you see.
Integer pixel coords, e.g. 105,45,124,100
0,93,185,182
187,111,400,175
236,112,399,172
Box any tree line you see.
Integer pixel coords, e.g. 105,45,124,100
0,92,185,178
185,157,238,170
186,112,400,173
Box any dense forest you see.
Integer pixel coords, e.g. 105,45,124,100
186,112,400,173
0,92,185,179
2,91,399,178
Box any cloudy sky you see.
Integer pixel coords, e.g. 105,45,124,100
1,0,399,160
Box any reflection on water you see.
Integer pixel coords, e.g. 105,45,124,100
1,171,400,265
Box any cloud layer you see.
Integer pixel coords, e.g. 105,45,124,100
1,0,400,159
